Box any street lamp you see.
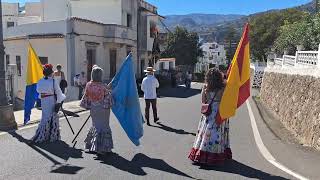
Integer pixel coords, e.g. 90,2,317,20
0,0,17,131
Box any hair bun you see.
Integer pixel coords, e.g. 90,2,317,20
43,64,53,69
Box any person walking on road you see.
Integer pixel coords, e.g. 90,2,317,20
32,64,66,143
80,65,114,157
188,68,232,165
171,71,177,88
141,67,160,126
54,64,67,93
185,71,192,89
74,72,87,100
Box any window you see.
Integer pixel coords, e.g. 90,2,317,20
218,52,220,56
7,22,14,28
127,13,132,28
5,55,10,70
16,56,21,76
159,62,164,70
39,57,48,65
169,62,174,70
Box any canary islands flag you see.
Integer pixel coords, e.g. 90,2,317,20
216,23,251,125
111,53,144,146
24,44,43,124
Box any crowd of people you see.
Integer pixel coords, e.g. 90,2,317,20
30,62,232,166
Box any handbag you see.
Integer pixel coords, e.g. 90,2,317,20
201,91,217,116
60,79,68,88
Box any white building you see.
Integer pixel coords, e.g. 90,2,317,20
155,58,175,71
3,0,161,102
195,42,226,73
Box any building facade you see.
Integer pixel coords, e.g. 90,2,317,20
2,0,161,102
195,42,227,73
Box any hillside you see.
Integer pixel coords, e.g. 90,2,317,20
162,0,314,43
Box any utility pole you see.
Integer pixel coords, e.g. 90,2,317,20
0,0,17,131
316,0,319,14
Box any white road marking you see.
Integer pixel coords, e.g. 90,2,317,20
0,111,89,137
246,101,309,180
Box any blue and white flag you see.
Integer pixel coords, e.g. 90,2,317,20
111,54,144,146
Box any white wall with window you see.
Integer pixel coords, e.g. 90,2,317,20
200,42,227,66
155,58,176,71
4,37,68,100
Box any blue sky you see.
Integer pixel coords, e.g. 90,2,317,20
146,0,312,15
2,0,313,15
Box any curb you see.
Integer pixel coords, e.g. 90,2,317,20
18,108,88,128
251,96,300,145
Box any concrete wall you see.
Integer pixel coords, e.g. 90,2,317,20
17,16,42,25
2,3,18,16
2,3,19,30
4,38,68,100
260,71,320,150
42,0,69,21
71,0,122,24
25,2,42,16
4,20,67,38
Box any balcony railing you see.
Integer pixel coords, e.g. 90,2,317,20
104,24,137,45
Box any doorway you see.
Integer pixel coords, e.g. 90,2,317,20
110,49,117,78
87,48,96,81
140,59,145,77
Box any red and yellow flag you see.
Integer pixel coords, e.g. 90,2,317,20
216,23,250,124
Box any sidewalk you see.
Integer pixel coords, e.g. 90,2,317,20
14,100,86,127
251,92,320,180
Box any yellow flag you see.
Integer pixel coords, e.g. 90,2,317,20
26,43,43,85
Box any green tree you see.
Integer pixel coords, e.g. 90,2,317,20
274,13,320,52
249,9,308,61
161,27,203,65
224,26,240,65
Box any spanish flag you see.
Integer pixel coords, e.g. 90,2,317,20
216,23,250,125
24,44,43,124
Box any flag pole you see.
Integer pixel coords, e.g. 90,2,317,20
0,0,17,131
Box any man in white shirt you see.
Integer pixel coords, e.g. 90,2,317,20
141,67,160,126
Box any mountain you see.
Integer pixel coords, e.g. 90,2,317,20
162,0,314,43
296,0,315,13
163,14,245,33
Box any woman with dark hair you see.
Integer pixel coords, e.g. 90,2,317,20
80,65,114,157
32,64,66,143
54,64,67,93
188,68,232,165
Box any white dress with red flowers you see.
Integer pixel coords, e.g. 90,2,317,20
188,90,232,165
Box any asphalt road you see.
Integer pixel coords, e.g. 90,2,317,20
0,84,309,180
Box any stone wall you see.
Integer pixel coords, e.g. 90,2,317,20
260,71,320,150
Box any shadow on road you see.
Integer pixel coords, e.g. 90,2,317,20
51,164,84,175
158,87,201,99
200,160,290,180
97,153,194,179
150,122,196,136
8,131,84,175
